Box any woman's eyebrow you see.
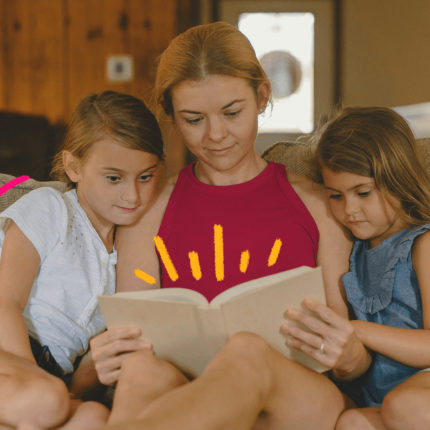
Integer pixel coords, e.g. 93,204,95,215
178,99,246,114
221,99,245,109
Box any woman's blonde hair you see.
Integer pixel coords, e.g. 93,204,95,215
51,91,164,188
153,21,270,117
315,106,430,225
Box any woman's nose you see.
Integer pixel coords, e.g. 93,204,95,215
207,116,227,142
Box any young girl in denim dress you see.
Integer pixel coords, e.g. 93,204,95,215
302,106,430,429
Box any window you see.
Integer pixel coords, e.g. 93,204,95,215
219,0,335,152
239,12,314,133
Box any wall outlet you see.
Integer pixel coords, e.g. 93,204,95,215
106,55,134,82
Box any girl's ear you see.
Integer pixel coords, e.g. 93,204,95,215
257,80,271,113
63,151,81,183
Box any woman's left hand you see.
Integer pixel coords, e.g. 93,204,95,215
281,296,371,378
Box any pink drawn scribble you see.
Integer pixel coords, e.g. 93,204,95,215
0,176,30,196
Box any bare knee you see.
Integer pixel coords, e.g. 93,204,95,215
13,374,70,428
210,332,275,395
224,332,272,366
381,388,404,427
65,401,109,429
335,409,373,430
381,385,430,429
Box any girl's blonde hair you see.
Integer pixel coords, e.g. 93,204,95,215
51,91,164,188
315,106,430,225
153,21,270,117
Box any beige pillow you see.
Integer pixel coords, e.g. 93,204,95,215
0,174,67,213
262,137,430,180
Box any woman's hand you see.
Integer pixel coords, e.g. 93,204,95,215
90,326,153,386
281,297,371,380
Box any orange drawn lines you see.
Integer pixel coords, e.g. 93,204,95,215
134,229,283,286
214,224,224,281
188,251,202,280
154,235,179,281
240,250,250,273
268,238,282,267
134,269,156,285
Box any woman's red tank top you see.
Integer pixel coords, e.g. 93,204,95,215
157,162,318,301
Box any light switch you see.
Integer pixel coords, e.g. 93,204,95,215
106,55,134,82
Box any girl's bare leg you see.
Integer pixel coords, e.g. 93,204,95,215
13,400,109,430
108,349,188,424
0,350,70,428
380,371,430,430
99,332,350,430
336,372,430,430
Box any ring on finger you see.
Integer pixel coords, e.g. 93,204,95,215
319,342,325,354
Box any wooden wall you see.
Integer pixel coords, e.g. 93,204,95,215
0,0,195,123
0,0,196,175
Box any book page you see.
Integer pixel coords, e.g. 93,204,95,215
107,287,209,306
98,295,223,377
211,266,313,306
218,267,328,373
188,306,228,375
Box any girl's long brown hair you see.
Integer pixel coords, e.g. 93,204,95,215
51,91,164,188
315,106,430,225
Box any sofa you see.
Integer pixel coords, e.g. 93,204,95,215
2,138,430,211
0,173,66,213
1,137,430,411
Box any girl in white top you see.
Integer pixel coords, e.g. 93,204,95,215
0,91,163,429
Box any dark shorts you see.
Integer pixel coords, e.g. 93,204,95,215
327,371,366,408
29,336,72,388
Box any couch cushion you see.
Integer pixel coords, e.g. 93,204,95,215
0,174,67,213
262,140,316,180
262,137,430,181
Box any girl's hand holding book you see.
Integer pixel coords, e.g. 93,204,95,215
90,326,153,386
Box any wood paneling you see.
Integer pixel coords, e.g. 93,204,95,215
66,0,129,119
0,0,7,107
128,0,178,103
0,0,197,176
1,0,65,122
0,0,192,125
65,0,183,122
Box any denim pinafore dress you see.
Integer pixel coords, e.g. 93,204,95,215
342,224,430,406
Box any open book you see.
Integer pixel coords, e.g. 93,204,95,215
98,266,327,377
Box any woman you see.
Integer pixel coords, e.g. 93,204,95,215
93,22,363,429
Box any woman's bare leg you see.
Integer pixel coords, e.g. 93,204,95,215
335,407,386,430
58,400,109,430
99,332,350,430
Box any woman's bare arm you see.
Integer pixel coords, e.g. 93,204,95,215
288,171,352,318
